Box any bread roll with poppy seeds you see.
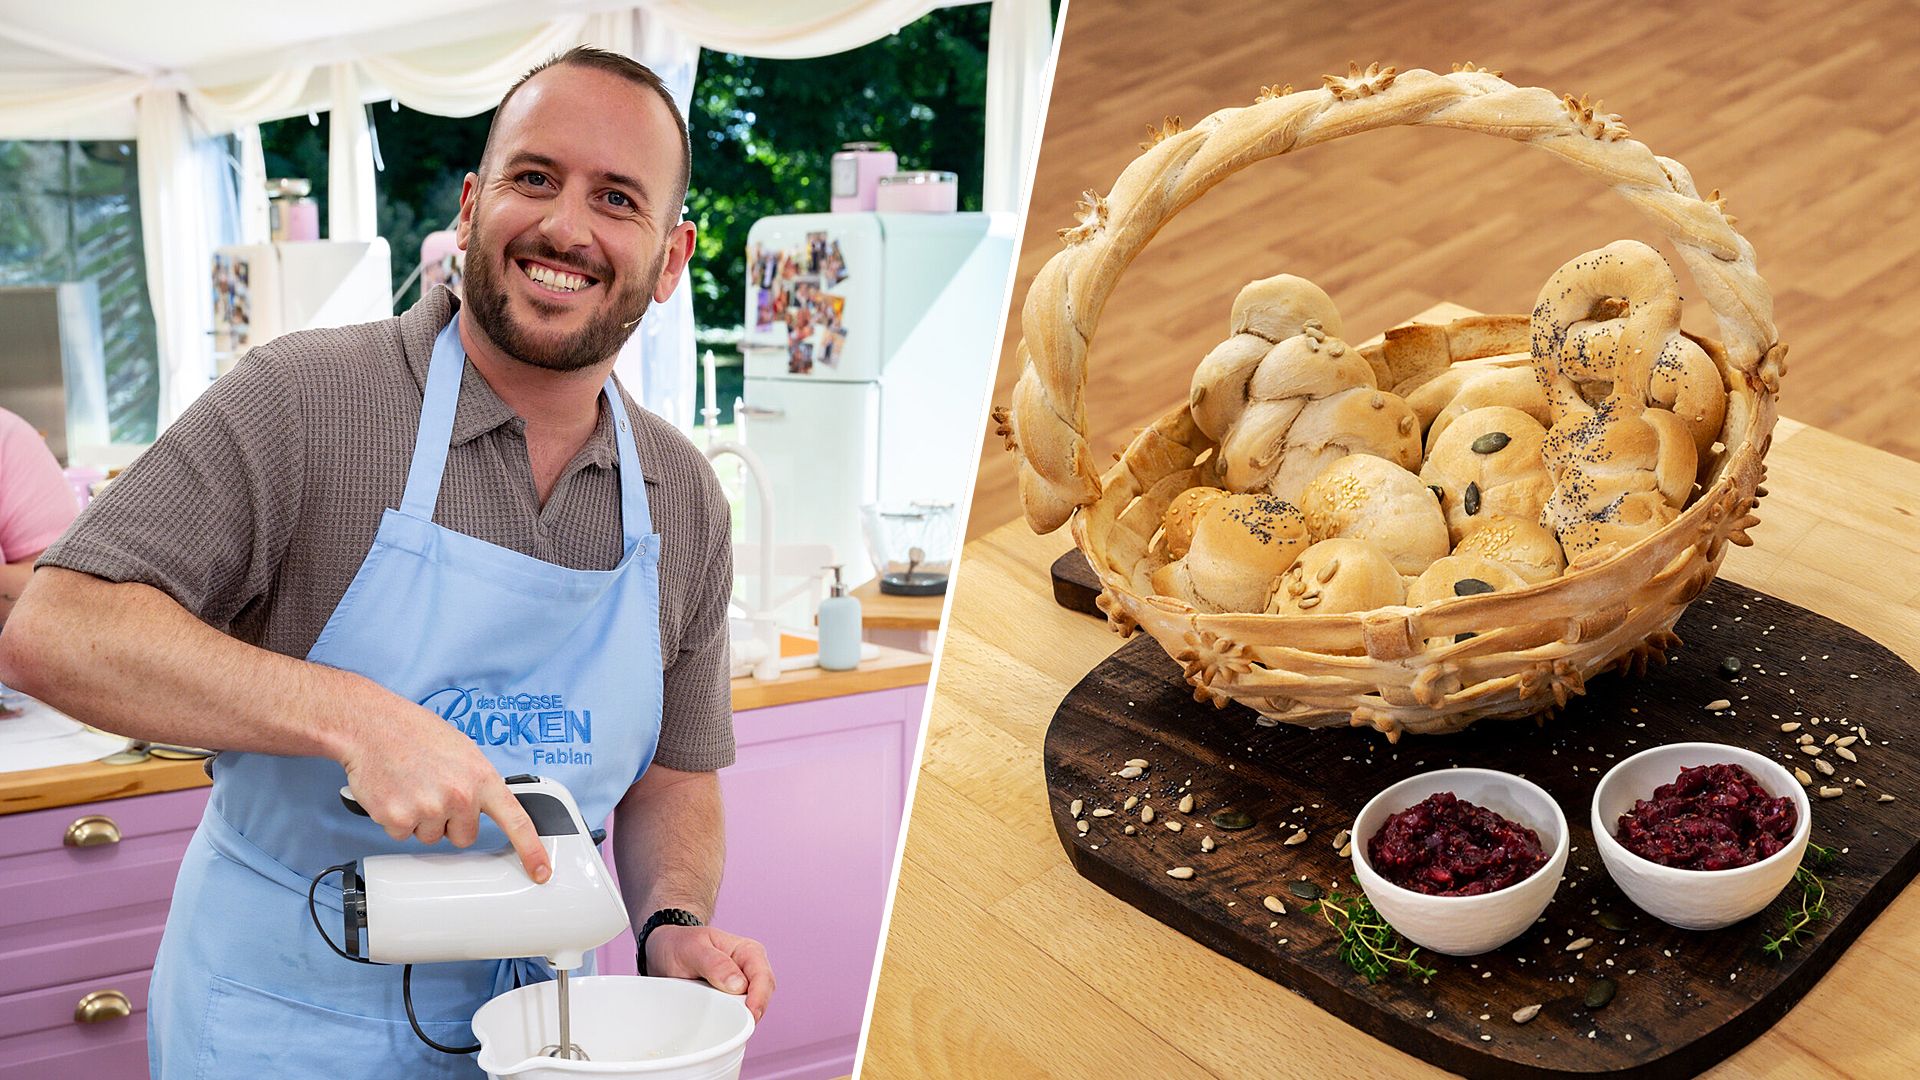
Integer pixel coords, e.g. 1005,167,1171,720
1149,493,1307,612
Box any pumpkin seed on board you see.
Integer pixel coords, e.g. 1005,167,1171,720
1585,978,1617,1010
1719,656,1743,678
1210,809,1255,831
1596,911,1629,932
1287,880,1324,901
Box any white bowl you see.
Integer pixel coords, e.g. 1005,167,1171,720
1591,741,1811,930
1351,768,1569,956
471,975,754,1079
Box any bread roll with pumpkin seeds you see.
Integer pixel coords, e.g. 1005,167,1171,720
1453,515,1568,584
1407,554,1529,607
1149,493,1308,612
1299,454,1449,576
1405,362,1550,455
1158,486,1229,559
1266,537,1405,615
1419,406,1554,545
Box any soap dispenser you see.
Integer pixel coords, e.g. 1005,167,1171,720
818,565,863,671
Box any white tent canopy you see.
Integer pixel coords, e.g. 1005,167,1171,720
0,0,1052,429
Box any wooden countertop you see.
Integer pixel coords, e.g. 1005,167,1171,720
862,415,1920,1077
848,579,946,632
0,645,930,816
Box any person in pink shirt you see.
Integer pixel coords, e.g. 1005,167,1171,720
0,406,80,626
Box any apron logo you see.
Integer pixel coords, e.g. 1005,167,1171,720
417,687,594,767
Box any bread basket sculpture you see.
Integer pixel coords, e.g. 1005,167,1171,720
993,64,1786,740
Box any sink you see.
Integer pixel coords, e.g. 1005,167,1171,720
0,689,131,773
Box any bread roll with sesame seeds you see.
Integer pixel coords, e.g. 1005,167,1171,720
1158,486,1230,559
1419,406,1555,545
1149,493,1308,612
1453,515,1567,584
1299,454,1450,575
1267,537,1405,615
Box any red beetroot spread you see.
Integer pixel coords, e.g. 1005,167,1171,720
1367,791,1548,896
1613,762,1797,871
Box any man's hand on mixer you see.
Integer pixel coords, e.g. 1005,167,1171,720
337,704,550,884
645,924,774,1020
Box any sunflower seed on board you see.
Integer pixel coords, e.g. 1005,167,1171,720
1794,767,1814,786
1124,825,1137,835
1262,895,1286,915
1284,829,1308,846
1092,808,1115,817
1076,819,1089,835
1166,866,1195,880
1566,937,1595,952
1802,745,1823,756
1780,722,1802,732
1124,795,1138,811
1879,794,1897,803
1125,758,1149,769
1825,733,1839,746
1339,842,1353,858
1119,766,1144,779
1815,758,1834,776
1070,799,1083,819
1818,786,1844,799
1836,735,1858,748
1706,699,1732,711
1798,733,1814,745
1512,1004,1543,1024
1838,746,1858,763
1166,820,1183,833
1141,804,1156,824
1201,836,1216,853
1332,829,1351,850
1178,794,1194,814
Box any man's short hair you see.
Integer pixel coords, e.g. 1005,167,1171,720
478,45,692,223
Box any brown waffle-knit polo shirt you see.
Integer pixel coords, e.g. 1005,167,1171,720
41,286,734,771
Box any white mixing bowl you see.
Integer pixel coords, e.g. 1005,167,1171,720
1351,768,1569,956
1591,741,1811,930
472,975,754,1080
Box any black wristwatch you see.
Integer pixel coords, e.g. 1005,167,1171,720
636,908,704,975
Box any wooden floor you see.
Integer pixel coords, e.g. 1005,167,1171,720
966,0,1920,538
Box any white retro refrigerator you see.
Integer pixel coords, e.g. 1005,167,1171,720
739,211,1015,583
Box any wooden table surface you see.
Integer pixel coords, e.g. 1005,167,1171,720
848,579,946,633
1,645,931,816
861,415,1920,1078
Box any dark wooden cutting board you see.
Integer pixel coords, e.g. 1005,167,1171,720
1044,551,1920,1079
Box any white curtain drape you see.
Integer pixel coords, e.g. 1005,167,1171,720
135,84,217,424
984,0,1052,214
235,124,270,245
639,0,942,58
327,65,378,242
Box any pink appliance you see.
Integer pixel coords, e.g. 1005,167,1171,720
830,143,897,213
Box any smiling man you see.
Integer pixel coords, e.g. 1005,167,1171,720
0,48,770,1078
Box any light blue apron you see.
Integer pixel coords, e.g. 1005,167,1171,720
148,318,665,1079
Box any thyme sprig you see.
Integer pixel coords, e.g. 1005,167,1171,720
1761,841,1834,959
1307,879,1437,983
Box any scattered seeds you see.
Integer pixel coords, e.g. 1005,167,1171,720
1815,759,1834,776
1124,795,1138,811
1825,733,1839,746
1124,825,1137,835
1818,786,1844,799
1167,866,1195,879
1585,978,1618,1010
1092,808,1114,817
1125,758,1149,769
1706,699,1732,711
1718,656,1742,678
1141,804,1157,824
1166,820,1183,833
1339,842,1353,858
1263,895,1287,915
1596,911,1629,932
1836,736,1858,748
1201,835,1216,852
1512,1004,1543,1024
1801,745,1823,757
1332,829,1351,850
1118,766,1144,779
1284,829,1308,846
1070,799,1083,819
1837,747,1858,763
1210,809,1255,831
1287,880,1324,901
1566,937,1595,952
1780,722,1802,733
1878,794,1896,803
1076,819,1089,835
1178,794,1195,814
1794,767,1813,786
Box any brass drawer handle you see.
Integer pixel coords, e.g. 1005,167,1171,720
74,989,132,1024
64,814,122,848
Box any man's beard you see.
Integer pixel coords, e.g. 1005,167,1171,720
464,217,664,373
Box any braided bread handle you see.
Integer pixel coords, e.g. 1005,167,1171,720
997,64,1778,534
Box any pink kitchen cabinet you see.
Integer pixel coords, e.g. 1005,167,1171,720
2,679,925,1078
595,682,927,1080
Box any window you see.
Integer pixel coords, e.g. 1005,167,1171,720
0,139,160,443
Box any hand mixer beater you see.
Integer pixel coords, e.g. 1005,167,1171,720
307,774,629,1059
